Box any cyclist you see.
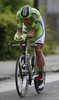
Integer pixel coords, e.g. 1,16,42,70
14,5,45,91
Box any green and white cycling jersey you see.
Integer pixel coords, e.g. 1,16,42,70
17,8,45,44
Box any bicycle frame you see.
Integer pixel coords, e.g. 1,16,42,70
21,43,36,78
8,41,37,79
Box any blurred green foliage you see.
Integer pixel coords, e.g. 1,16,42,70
0,0,33,14
0,13,17,60
0,0,55,60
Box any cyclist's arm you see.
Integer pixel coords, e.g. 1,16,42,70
22,28,35,39
16,10,23,37
16,29,22,37
27,28,35,38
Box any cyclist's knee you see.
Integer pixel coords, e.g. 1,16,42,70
35,48,42,55
35,44,43,55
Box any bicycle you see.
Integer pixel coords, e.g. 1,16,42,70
8,40,46,98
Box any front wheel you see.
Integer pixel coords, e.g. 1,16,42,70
15,55,28,98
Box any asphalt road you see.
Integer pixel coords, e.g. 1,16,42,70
0,54,59,100
0,73,59,100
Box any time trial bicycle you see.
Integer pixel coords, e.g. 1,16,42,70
8,40,46,98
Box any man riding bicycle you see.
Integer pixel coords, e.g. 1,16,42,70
14,5,45,91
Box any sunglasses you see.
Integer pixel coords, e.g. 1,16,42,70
22,17,30,21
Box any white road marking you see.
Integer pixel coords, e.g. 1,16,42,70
0,81,16,93
46,73,59,83
0,73,59,93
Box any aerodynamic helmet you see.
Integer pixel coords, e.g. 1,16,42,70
20,5,32,18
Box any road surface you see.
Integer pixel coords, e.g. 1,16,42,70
0,54,59,100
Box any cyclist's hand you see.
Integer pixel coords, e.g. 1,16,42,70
14,34,20,41
20,34,27,42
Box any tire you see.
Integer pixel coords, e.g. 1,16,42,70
15,54,28,98
34,63,46,94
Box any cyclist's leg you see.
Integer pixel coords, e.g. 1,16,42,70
35,31,45,90
35,44,44,71
35,29,45,71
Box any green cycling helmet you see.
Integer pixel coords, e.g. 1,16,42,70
20,5,32,18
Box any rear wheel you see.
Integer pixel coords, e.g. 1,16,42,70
15,55,28,98
34,63,46,93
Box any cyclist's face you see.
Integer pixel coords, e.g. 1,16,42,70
22,18,31,25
